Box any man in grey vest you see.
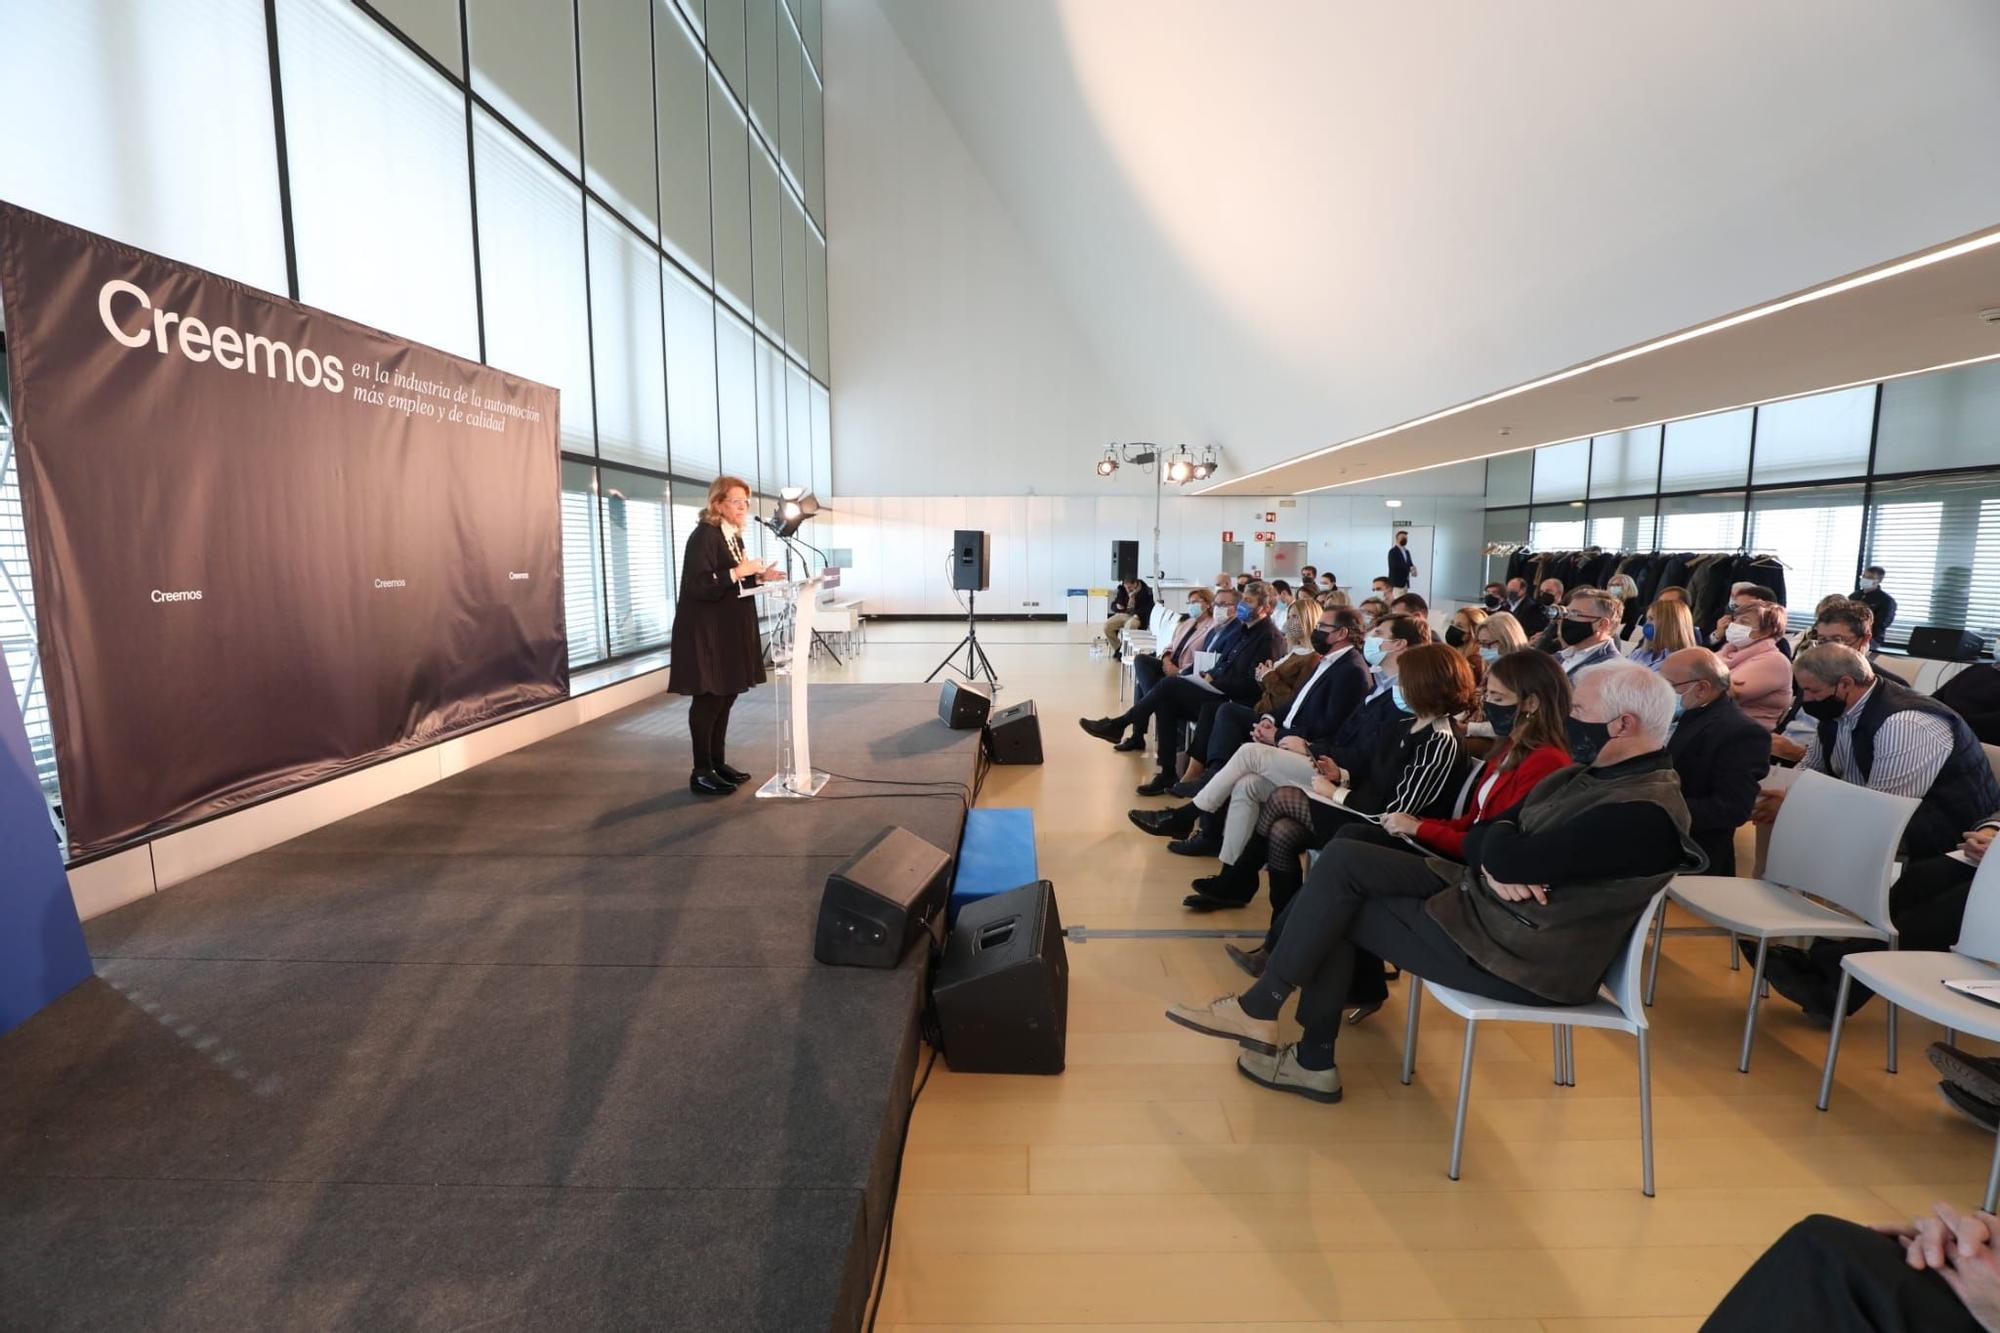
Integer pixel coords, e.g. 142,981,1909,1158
1164,660,1706,1103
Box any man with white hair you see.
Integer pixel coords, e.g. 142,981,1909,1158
1164,659,1707,1103
1549,588,1625,683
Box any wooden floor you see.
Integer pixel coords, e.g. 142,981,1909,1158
819,620,1991,1331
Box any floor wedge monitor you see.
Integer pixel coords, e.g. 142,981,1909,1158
815,826,954,968
983,699,1043,764
932,880,1068,1074
938,677,993,729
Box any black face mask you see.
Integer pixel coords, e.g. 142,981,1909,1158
1566,716,1613,764
1801,693,1848,722
1558,617,1597,647
1444,625,1468,648
1482,594,1503,610
1484,700,1518,738
1538,590,1559,606
1310,628,1335,654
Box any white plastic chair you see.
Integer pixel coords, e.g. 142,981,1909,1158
1652,769,1921,1072
1818,847,2000,1210
1400,889,1669,1195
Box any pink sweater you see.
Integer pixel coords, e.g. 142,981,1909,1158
1718,636,1789,732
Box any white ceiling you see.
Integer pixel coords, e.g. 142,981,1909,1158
873,0,2000,492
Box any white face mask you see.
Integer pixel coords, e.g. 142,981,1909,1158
1859,578,1879,591
1724,622,1754,646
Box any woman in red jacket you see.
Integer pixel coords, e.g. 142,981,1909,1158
1378,647,1573,857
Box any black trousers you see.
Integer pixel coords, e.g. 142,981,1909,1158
1116,677,1224,775
687,691,739,772
1266,839,1553,1053
1203,700,1258,769
1132,653,1167,702
1701,1214,1978,1332
1807,854,1979,992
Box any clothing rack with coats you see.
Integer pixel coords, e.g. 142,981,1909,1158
1499,548,1788,630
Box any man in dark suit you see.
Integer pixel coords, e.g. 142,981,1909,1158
1504,577,1551,638
1187,606,1373,782
1936,662,2000,747
1082,581,1283,795
1856,565,1897,642
1386,530,1417,594
1660,647,1771,875
1104,576,1155,646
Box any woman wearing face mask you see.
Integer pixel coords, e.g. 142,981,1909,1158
1607,573,1643,636
1627,597,1695,670
1445,606,1490,691
1251,599,1324,712
1715,600,1792,732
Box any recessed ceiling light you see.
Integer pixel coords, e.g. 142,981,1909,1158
1384,499,1403,508
1569,501,1585,508
1612,395,1641,403
1498,427,1513,436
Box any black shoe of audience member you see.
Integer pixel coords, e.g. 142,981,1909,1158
1128,804,1199,838
1224,943,1268,978
714,762,752,785
1939,1078,2000,1132
1113,736,1146,753
1928,1041,2000,1108
1182,892,1241,913
1079,716,1125,744
1188,856,1260,906
690,769,737,796
1135,772,1177,797
1169,775,1207,799
1167,832,1222,858
1756,944,1828,1009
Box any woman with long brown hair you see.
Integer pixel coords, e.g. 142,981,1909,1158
669,475,785,794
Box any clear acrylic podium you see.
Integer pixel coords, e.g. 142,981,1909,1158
744,575,832,798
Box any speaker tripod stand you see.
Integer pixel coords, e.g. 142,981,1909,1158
926,589,1000,689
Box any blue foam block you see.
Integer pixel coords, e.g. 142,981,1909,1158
951,807,1038,923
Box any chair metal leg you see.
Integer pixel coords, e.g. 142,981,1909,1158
1644,911,1665,1007
1552,1026,1565,1086
1729,933,1741,971
1564,1027,1577,1087
1400,982,1422,1086
1448,1021,1478,1182
1817,971,1856,1111
1638,1028,1656,1198
1987,1128,2000,1214
1948,1028,1961,1048
1739,937,1770,1074
1887,1001,1898,1074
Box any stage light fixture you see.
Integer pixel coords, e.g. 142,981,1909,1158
1166,447,1195,485
771,490,822,537
1095,448,1119,476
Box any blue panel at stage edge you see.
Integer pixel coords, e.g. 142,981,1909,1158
951,807,1038,923
0,651,91,1034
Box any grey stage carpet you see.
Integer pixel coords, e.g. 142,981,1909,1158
0,682,978,1331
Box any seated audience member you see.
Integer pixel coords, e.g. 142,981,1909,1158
1370,576,1393,604
1235,572,1253,595
1503,577,1550,637
1716,601,1792,731
1300,564,1318,590
1475,609,1529,664
1660,648,1770,875
1132,609,1387,857
1131,612,1375,876
1936,660,2000,747
1701,1202,1999,1332
1628,596,1695,669
1772,599,1876,761
1079,584,1281,790
1358,596,1389,627
1607,572,1644,635
1444,606,1490,687
1550,588,1625,681
1269,579,1295,632
1213,572,1234,593
1481,581,1507,611
1165,660,1705,1102
1389,592,1442,644
1104,575,1155,646
1761,813,1999,1022
1793,592,1852,654
1255,596,1322,697
1183,641,1470,912
1317,578,1348,611
1757,645,2000,859
1121,587,1217,748
1707,582,1780,652
1175,598,1327,792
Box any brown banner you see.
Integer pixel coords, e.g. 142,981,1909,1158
0,203,567,857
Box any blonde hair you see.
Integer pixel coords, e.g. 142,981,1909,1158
1479,610,1530,654
1646,598,1696,654
1451,605,1489,662
702,475,753,525
1283,596,1323,648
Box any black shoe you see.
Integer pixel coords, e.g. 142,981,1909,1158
1128,804,1199,838
1940,1078,2000,1132
1170,776,1208,799
1135,772,1177,797
1758,945,1835,1014
690,769,737,796
1079,717,1126,744
1167,833,1222,858
1930,1042,2000,1107
1224,943,1268,978
714,762,752,785
1189,859,1259,906
1113,736,1146,753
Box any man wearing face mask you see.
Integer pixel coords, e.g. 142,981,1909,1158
1854,565,1897,642
1504,577,1549,638
1660,648,1770,876
1165,660,1706,1102
1130,608,1373,856
1755,645,2000,860
1481,582,1506,611
1550,589,1624,693
1386,530,1417,596
1082,588,1244,753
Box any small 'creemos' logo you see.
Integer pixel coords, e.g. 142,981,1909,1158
151,589,203,603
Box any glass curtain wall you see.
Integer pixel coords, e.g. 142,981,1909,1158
1482,360,2000,645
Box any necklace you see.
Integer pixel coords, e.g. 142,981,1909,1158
721,522,744,565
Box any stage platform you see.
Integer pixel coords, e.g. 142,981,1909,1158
0,682,979,1330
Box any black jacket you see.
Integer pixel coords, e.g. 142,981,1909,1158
1665,694,1771,876
1857,586,1898,641
1935,664,2000,746
1506,596,1552,638
1113,582,1155,625
668,522,767,697
1209,616,1284,706
1325,686,1403,773
1388,542,1417,587
1273,648,1372,750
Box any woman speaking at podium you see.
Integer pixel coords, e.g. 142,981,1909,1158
671,475,784,795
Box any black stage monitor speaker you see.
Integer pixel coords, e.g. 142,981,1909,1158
953,529,990,592
815,826,953,968
984,699,1043,764
932,880,1068,1074
1111,539,1139,582
1907,626,1987,662
938,677,993,729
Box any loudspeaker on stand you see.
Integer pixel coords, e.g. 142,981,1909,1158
1111,540,1139,582
932,880,1068,1074
952,529,990,592
814,827,954,968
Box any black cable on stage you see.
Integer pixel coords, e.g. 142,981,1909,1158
864,1044,941,1332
